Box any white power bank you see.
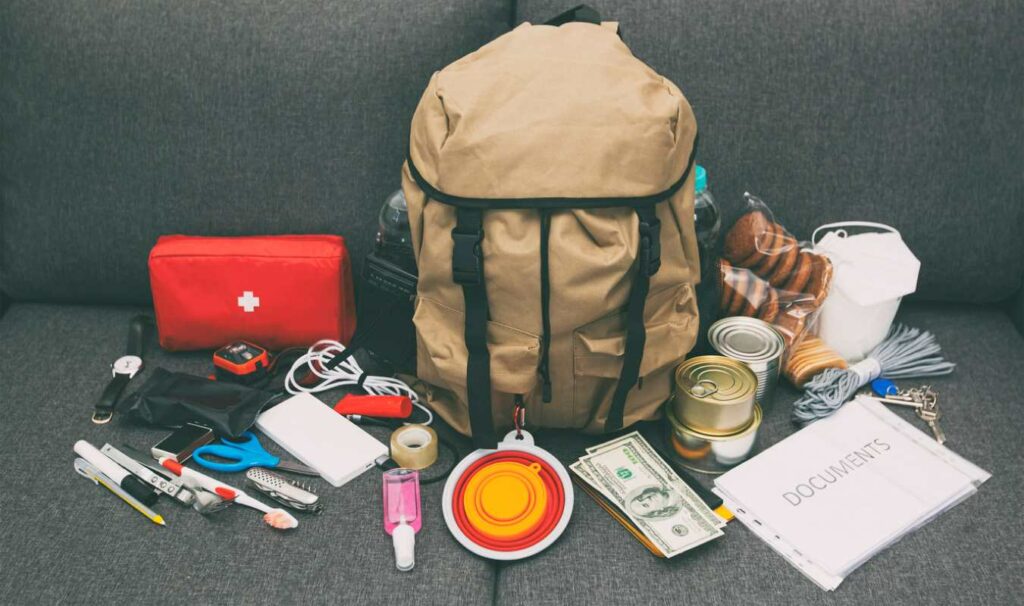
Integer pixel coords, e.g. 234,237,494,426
255,393,388,487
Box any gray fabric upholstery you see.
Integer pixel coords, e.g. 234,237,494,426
497,302,1024,605
1,302,1020,604
519,0,1024,303
1011,287,1024,336
0,303,493,605
0,0,509,305
2,2,1022,603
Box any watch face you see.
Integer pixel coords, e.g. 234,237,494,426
112,355,143,376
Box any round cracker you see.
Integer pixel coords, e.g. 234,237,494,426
805,255,834,307
739,271,768,317
718,259,739,314
772,307,808,348
767,239,800,287
752,224,786,279
725,265,751,315
782,251,813,294
723,211,771,264
758,287,780,322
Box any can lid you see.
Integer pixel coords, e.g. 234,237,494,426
709,317,785,362
676,356,757,404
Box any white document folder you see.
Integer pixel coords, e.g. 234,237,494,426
714,397,990,590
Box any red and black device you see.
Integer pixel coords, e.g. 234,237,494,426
213,342,271,385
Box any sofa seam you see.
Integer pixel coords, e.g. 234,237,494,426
492,559,503,606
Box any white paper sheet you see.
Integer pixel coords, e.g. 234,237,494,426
714,397,990,590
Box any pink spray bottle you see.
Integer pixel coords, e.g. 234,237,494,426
382,468,421,571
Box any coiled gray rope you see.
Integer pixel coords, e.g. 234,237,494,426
792,324,955,424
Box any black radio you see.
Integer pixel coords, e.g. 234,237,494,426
357,190,419,374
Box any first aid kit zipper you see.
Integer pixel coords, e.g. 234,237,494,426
539,210,553,402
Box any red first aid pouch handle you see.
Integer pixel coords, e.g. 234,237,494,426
334,395,413,419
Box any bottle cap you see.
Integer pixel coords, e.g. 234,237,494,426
392,523,416,571
695,165,708,194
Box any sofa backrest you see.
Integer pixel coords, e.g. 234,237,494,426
519,0,1023,303
0,0,510,305
2,1,1021,306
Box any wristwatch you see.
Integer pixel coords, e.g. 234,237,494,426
92,316,153,424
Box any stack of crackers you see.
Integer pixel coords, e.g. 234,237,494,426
717,209,846,386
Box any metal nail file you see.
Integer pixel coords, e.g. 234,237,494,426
102,444,195,506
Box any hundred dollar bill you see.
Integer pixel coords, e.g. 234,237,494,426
585,432,724,528
569,460,601,490
578,441,723,557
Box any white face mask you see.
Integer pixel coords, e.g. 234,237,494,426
813,222,920,307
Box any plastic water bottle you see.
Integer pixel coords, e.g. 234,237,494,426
694,165,720,279
375,189,416,273
693,165,721,355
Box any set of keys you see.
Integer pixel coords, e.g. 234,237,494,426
863,385,947,444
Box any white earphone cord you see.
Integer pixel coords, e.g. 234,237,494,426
284,340,432,426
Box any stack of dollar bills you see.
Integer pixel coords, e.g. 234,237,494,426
570,432,726,557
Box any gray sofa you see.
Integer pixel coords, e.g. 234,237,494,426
1,1,1021,604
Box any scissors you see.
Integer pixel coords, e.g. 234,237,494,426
192,431,319,476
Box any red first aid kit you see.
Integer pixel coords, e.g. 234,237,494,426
149,235,356,351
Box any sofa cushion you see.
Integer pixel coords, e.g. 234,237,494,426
0,303,493,604
494,302,1024,604
519,0,1024,303
0,304,1020,603
0,1,510,304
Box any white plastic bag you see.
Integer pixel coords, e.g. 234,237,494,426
812,222,920,362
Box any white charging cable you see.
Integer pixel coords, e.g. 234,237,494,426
284,340,432,426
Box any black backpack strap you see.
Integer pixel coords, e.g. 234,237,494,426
452,208,498,448
605,204,661,432
545,4,601,26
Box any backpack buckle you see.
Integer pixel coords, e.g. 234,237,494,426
452,229,484,284
638,215,662,277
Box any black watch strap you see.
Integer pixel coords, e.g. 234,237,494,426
127,315,153,357
92,316,153,424
92,374,131,425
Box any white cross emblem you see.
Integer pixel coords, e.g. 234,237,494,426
237,291,260,313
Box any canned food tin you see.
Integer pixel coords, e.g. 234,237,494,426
665,402,762,474
708,316,785,408
672,356,758,436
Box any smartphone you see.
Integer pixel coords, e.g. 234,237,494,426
151,423,214,463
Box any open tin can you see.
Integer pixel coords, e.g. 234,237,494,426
665,401,762,474
671,355,758,435
708,316,784,409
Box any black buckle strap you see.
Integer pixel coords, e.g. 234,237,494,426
452,210,484,285
638,212,661,277
453,208,497,448
605,204,661,432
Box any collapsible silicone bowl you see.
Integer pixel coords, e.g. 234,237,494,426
442,430,573,560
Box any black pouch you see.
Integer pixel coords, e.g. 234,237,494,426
120,368,279,438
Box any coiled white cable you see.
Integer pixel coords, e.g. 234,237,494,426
284,340,432,426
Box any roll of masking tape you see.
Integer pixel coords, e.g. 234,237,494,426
391,424,438,470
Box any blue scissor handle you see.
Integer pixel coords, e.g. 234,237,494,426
192,431,281,472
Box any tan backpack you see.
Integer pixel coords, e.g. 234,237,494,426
402,7,700,448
